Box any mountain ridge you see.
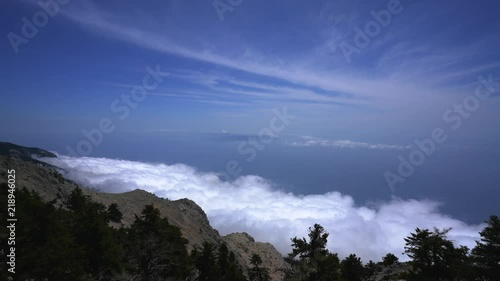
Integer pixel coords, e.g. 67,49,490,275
0,141,288,280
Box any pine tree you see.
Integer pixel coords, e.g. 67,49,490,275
404,227,470,281
382,253,399,266
340,254,365,281
108,203,123,223
127,204,190,280
249,253,270,281
364,260,377,278
286,224,341,281
471,215,500,280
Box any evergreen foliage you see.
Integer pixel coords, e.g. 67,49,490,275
249,253,271,281
1,183,499,281
471,215,500,280
190,241,247,281
285,224,342,281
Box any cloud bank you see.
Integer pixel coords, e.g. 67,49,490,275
286,136,411,150
39,154,482,262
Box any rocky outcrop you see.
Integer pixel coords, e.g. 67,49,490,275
90,189,222,250
223,232,289,281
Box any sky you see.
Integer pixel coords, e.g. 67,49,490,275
2,0,500,261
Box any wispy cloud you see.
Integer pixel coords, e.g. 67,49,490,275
147,69,362,108
50,1,468,104
287,136,411,150
11,0,500,138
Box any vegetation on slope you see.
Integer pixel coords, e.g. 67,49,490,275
0,182,499,280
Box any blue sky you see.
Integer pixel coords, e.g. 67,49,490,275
2,0,499,140
1,0,500,229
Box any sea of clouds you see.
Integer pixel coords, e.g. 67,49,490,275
38,154,483,262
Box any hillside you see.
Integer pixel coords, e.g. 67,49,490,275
0,142,288,280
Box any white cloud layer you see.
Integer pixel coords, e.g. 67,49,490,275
39,154,482,262
287,136,411,150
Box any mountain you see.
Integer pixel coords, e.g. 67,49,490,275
0,142,288,280
0,142,56,163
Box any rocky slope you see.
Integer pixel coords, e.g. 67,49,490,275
366,262,410,281
224,232,289,281
0,142,287,281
